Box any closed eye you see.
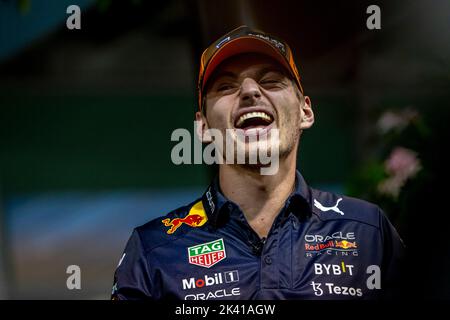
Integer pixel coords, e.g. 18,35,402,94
217,84,235,91
259,77,286,89
259,70,286,85
260,79,279,84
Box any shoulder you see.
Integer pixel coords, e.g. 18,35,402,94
310,188,384,229
133,197,208,253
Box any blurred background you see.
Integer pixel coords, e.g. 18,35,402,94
1,0,449,299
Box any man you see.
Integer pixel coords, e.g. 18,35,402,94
111,26,404,300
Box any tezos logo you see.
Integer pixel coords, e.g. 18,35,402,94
311,281,363,297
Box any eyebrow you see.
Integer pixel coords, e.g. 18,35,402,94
212,66,287,83
212,71,237,81
257,67,287,78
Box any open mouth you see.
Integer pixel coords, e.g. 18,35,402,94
234,111,274,133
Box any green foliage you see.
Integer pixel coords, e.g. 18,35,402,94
17,0,31,14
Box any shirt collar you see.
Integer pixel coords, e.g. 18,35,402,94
201,170,313,228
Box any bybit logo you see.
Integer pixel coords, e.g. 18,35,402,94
314,262,355,276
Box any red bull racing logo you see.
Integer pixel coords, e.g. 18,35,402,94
304,240,358,251
304,232,359,257
162,201,208,234
335,240,357,249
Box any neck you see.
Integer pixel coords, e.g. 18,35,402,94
219,149,298,239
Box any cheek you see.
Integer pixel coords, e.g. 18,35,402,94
278,97,300,127
206,99,232,129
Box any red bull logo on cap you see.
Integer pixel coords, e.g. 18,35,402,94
162,201,208,234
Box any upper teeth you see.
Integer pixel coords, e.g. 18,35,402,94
236,112,272,127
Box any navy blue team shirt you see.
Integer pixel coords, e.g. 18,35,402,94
111,171,404,300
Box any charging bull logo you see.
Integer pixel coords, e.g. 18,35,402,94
162,201,208,234
335,240,357,249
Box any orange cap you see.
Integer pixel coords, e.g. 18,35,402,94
197,25,303,112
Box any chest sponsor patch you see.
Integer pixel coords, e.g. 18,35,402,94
304,232,359,257
188,238,226,268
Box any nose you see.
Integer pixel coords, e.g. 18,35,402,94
239,78,261,106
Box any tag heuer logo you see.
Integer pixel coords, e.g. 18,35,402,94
188,238,226,268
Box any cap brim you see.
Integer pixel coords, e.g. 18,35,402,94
202,37,296,92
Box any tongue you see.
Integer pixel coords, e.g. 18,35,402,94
242,124,267,130
240,117,271,129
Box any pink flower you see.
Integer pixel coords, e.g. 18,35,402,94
378,147,422,198
377,108,419,134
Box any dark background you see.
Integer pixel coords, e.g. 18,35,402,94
0,0,449,299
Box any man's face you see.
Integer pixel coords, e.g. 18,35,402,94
196,53,314,164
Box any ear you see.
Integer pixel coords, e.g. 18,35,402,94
195,111,213,143
300,96,314,130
